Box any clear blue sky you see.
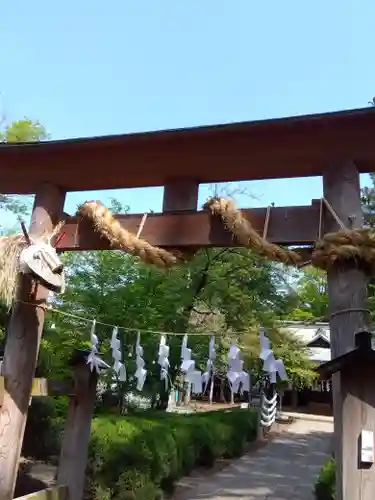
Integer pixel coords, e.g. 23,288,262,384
0,0,373,229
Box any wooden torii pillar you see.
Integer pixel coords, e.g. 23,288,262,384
0,184,66,500
323,162,374,500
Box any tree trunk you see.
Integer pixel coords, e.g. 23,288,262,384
220,378,225,402
230,388,234,405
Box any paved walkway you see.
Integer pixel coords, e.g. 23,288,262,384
175,419,333,500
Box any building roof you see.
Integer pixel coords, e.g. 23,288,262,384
282,322,330,344
1,107,375,194
308,347,331,364
281,321,331,363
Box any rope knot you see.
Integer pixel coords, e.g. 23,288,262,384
312,228,375,271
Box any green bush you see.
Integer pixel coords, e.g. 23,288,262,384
22,395,69,461
22,397,61,460
87,409,258,500
314,458,336,500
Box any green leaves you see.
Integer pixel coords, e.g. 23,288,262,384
42,239,318,392
0,119,48,143
285,267,328,321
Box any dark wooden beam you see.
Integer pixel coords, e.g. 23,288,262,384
57,201,322,251
1,107,375,194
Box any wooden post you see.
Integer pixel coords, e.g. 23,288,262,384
15,485,69,500
0,184,66,500
57,352,98,500
323,161,372,500
163,180,199,406
162,180,199,212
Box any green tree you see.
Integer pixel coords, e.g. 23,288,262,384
282,175,375,324
361,173,375,228
42,222,317,404
361,174,375,319
285,267,328,321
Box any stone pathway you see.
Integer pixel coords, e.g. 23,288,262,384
175,419,333,500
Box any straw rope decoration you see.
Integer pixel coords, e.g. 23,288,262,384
312,228,375,272
1,195,373,311
77,201,183,268
203,197,301,266
0,235,28,309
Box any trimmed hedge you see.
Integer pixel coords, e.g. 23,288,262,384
314,458,335,499
87,409,258,500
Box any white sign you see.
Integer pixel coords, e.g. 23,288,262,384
360,430,374,464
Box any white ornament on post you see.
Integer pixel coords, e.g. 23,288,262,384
19,240,65,293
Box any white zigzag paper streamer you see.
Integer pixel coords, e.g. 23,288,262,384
134,332,147,391
158,334,170,390
180,334,202,394
111,327,126,382
259,330,288,382
202,336,216,393
227,341,250,394
86,320,110,374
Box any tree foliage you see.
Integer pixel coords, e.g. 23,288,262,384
361,173,375,320
285,267,328,321
361,173,375,229
41,235,317,398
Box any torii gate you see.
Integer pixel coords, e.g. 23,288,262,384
1,107,375,500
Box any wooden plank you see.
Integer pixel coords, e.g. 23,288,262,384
0,377,73,400
163,180,199,211
30,378,74,397
15,485,69,500
323,162,373,500
341,363,375,500
0,108,375,194
56,201,322,251
57,359,98,500
0,184,66,500
163,181,198,406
